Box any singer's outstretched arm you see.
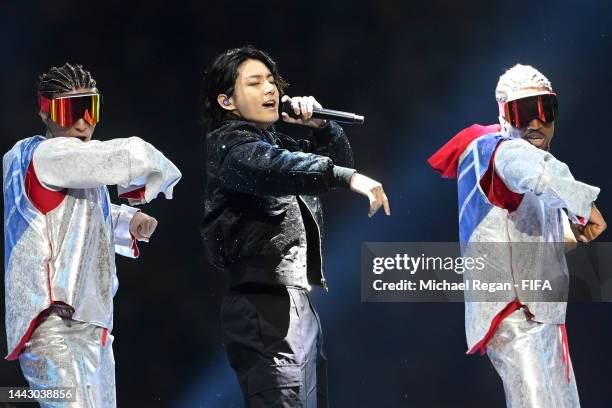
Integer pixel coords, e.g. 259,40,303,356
210,123,355,197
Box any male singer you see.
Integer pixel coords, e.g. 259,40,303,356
201,46,389,407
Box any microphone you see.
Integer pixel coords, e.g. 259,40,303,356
281,99,365,124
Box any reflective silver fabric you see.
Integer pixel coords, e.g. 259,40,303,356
487,309,579,408
19,314,116,408
111,204,140,258
45,188,118,327
5,182,124,358
460,136,599,350
4,135,181,358
33,136,181,204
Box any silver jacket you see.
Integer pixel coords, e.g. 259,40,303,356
3,135,181,359
457,134,599,350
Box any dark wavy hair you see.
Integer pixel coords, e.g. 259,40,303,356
201,46,288,130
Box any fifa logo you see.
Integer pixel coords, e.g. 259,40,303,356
521,280,552,291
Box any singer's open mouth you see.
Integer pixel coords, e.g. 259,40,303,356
262,100,276,109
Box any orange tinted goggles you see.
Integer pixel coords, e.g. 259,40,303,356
499,93,558,128
39,92,102,127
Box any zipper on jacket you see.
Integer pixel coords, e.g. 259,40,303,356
297,195,328,292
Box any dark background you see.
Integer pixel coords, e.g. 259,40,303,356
2,1,612,406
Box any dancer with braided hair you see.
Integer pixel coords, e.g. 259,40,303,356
3,63,182,407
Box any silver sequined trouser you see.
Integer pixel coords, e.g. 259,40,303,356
486,309,580,408
18,314,116,408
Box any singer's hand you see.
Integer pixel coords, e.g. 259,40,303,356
349,173,391,218
281,95,327,128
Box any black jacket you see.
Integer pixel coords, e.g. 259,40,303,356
202,118,355,289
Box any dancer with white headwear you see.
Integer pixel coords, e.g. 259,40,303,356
428,64,606,407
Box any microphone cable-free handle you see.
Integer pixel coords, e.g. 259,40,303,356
281,100,365,124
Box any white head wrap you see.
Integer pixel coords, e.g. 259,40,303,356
495,64,553,134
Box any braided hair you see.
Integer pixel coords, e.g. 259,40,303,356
37,63,97,98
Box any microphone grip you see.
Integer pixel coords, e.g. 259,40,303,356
281,100,364,124
312,108,365,124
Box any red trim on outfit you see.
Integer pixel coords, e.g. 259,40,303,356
428,124,501,179
24,160,64,303
102,328,109,347
9,160,116,361
468,300,523,355
5,301,72,361
46,262,54,303
5,311,48,360
480,142,524,212
131,233,140,257
119,186,146,200
432,128,573,383
25,161,66,214
8,161,65,360
560,324,572,383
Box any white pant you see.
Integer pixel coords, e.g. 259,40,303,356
486,309,580,408
18,314,116,408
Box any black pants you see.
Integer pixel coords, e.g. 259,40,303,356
221,284,328,407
